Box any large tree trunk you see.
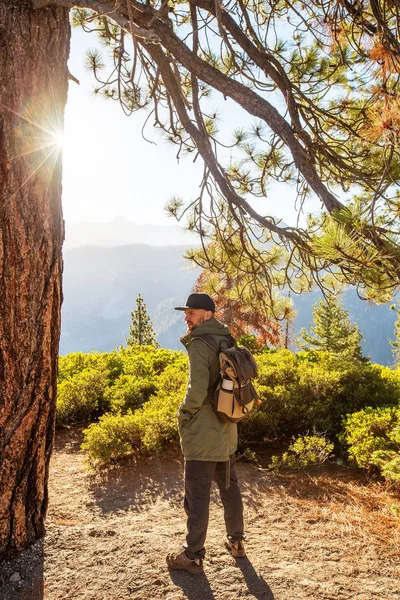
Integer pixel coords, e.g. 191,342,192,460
0,1,70,560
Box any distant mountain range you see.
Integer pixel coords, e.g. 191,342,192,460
64,216,198,249
60,243,198,353
60,219,397,365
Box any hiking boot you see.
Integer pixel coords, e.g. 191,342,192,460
225,538,246,558
166,550,204,574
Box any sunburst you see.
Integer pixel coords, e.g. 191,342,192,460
2,93,66,198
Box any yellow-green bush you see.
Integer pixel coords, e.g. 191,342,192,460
57,346,186,425
134,387,184,455
152,359,188,394
56,368,110,424
118,345,184,378
58,352,109,383
58,346,400,468
82,368,186,465
270,434,334,471
342,406,400,468
82,411,142,465
342,406,400,486
104,375,157,413
240,350,400,441
372,447,400,485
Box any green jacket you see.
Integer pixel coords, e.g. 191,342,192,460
178,317,237,461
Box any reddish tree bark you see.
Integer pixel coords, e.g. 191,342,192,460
0,1,70,560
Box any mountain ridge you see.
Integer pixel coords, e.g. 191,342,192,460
60,242,397,365
64,216,198,249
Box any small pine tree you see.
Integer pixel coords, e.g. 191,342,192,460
390,304,400,366
296,297,365,361
126,294,159,347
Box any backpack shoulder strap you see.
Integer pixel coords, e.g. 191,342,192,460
191,333,220,353
192,333,236,354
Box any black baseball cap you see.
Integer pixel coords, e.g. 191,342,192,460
174,292,216,312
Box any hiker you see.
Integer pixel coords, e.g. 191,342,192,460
166,292,245,575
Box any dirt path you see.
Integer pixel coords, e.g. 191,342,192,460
1,428,399,600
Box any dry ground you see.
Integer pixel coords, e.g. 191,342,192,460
1,428,399,600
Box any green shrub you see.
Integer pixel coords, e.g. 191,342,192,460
238,406,280,441
58,345,400,468
103,359,187,415
240,350,400,441
270,434,334,471
82,412,142,466
134,389,183,454
372,447,400,485
237,334,260,352
58,352,108,382
238,447,262,467
81,364,187,465
118,346,185,379
337,363,400,412
105,375,157,414
342,406,400,483
150,348,186,374
81,392,183,466
104,351,125,383
56,368,110,424
57,347,187,426
153,361,188,394
58,350,127,386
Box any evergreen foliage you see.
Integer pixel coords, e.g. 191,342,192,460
237,334,260,353
191,234,294,348
57,368,110,425
104,375,157,414
126,294,159,347
72,1,400,300
296,297,365,361
57,345,186,426
81,360,187,465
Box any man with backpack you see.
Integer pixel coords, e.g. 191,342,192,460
166,292,245,575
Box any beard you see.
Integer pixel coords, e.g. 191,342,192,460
186,316,205,331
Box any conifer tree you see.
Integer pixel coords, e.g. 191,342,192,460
297,298,365,361
74,0,400,300
191,228,296,348
126,294,159,347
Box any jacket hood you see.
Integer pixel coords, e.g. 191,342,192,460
181,316,230,347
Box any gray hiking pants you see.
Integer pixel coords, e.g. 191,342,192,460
184,454,244,559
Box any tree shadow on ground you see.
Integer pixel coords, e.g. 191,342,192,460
53,426,85,454
86,453,185,514
0,539,44,600
86,455,258,516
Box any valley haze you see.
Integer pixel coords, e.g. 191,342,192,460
61,217,397,365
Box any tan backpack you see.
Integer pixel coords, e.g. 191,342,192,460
192,334,259,423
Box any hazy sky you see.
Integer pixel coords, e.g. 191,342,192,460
62,25,317,227
63,27,204,226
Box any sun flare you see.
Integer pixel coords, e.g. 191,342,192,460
1,94,68,199
51,129,65,149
